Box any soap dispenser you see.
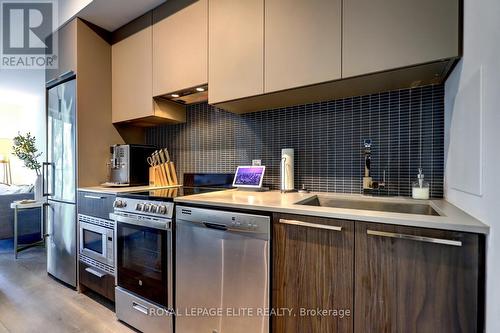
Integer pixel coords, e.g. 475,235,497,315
412,168,430,199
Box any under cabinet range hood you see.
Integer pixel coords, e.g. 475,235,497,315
160,84,208,105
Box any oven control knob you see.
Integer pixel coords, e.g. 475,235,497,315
136,203,143,211
143,204,151,212
158,205,167,214
114,200,126,208
150,204,158,213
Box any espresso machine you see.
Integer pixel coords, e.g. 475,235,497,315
107,144,156,186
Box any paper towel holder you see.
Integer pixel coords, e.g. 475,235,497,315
280,148,295,193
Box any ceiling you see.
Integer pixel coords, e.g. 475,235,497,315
77,0,166,31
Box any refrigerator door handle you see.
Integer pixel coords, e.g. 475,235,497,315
42,162,49,196
42,162,54,197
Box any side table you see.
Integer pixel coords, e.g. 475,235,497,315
10,200,45,259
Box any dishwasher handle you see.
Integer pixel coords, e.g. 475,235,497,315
203,222,228,231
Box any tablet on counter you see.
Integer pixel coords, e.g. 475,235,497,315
232,166,266,188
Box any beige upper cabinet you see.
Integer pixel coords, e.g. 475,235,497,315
112,25,154,123
264,0,342,93
343,0,460,78
153,0,208,96
208,0,264,104
112,14,186,125
46,20,77,83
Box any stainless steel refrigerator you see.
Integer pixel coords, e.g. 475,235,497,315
44,76,77,287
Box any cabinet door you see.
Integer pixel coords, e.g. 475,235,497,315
208,0,264,104
355,222,481,333
343,0,460,78
265,0,341,93
46,19,77,83
273,214,354,333
152,0,208,96
112,25,153,123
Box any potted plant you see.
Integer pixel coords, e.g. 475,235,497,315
12,132,43,201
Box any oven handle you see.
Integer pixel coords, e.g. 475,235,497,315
132,302,149,315
109,213,171,230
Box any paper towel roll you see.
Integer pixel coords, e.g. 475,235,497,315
280,148,294,192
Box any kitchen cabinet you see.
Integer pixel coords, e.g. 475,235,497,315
272,214,483,332
112,23,153,123
152,0,208,96
272,213,354,333
264,0,341,93
208,0,264,104
77,20,126,186
112,14,185,125
343,0,460,78
212,0,460,113
355,222,482,333
46,19,77,83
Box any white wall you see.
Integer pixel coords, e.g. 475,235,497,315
444,0,500,331
0,69,46,185
58,0,93,27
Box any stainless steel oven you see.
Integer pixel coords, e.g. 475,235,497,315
110,197,174,333
78,214,115,270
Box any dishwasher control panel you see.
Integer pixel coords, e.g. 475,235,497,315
177,206,270,234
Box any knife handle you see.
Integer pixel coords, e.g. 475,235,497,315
169,162,178,185
164,148,171,162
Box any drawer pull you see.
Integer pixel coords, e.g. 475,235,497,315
132,302,149,315
279,219,342,231
367,230,462,247
84,195,106,200
85,267,105,278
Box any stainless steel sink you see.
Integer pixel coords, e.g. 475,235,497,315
296,196,440,216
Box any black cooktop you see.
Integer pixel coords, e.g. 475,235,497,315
117,173,235,201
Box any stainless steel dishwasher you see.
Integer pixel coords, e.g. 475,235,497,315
175,206,270,333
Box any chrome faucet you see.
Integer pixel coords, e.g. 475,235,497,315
362,139,385,194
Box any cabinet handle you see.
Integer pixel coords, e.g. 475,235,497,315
85,267,105,278
84,195,105,200
279,219,342,231
366,230,462,247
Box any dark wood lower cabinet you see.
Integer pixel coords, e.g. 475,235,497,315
272,213,354,333
79,261,115,301
354,222,483,333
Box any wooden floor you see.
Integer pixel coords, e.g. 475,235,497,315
0,246,134,333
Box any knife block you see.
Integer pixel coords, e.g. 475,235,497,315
149,163,178,187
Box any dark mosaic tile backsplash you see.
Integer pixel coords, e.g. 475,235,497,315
146,84,444,198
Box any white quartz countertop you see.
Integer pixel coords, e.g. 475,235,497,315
78,185,181,194
174,190,489,234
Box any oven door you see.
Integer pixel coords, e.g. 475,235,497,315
115,214,172,308
79,221,112,265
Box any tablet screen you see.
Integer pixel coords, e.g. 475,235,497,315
232,166,266,188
